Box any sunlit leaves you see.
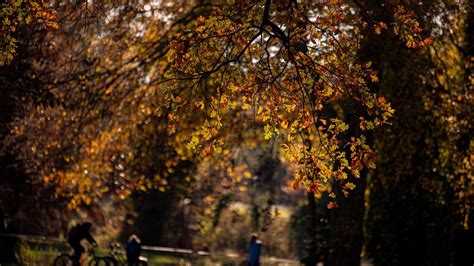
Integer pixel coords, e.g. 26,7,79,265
165,1,401,200
4,0,433,208
393,5,433,48
0,0,58,66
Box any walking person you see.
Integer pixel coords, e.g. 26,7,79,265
247,234,262,266
126,234,142,266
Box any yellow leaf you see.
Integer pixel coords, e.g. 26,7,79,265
345,182,356,190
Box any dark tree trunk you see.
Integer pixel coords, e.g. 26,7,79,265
326,104,367,266
326,185,365,266
362,1,472,265
453,3,474,265
302,191,319,266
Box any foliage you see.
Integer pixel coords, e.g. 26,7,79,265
363,1,473,265
2,1,471,265
1,0,420,209
0,0,57,66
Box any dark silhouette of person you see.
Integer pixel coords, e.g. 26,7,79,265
126,234,142,265
67,222,97,265
247,234,262,266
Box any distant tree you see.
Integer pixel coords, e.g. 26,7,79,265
0,1,63,262
361,1,472,265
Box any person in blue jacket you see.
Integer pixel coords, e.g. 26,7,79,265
248,234,262,266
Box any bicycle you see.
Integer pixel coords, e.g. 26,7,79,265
53,247,111,266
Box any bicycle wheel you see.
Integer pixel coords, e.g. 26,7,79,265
53,254,73,266
88,257,111,266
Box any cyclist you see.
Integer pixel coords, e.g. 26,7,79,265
67,222,98,265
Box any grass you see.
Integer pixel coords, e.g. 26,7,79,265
9,239,299,265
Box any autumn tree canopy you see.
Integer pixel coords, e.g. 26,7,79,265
4,0,434,208
1,1,473,265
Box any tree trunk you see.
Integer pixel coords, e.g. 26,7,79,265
326,185,365,266
326,105,367,266
302,192,319,266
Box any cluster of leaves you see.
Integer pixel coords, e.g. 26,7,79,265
0,0,57,66
168,2,394,206
392,5,433,48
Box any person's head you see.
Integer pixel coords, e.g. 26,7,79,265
128,234,141,243
250,234,258,244
83,222,93,230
